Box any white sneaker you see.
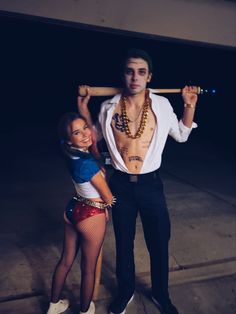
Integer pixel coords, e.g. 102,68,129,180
46,299,69,314
80,301,95,314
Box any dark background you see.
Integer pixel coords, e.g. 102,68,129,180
1,13,235,157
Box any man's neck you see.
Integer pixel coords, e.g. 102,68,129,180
124,89,147,107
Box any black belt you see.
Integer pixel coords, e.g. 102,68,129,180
113,169,159,183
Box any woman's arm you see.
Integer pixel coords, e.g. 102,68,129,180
77,85,94,128
90,171,114,205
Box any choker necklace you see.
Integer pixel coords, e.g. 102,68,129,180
71,146,89,153
62,143,92,160
121,90,151,139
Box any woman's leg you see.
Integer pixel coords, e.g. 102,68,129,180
75,213,106,312
50,218,79,303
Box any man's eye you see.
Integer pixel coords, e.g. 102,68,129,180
139,70,147,76
125,69,133,75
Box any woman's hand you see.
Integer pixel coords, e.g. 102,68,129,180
77,85,91,117
105,208,109,222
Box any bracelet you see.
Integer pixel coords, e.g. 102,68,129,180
105,196,117,209
184,103,196,109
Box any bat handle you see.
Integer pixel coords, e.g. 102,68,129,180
78,86,123,97
150,86,202,94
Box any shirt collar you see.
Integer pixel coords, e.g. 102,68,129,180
105,90,159,117
107,93,122,105
107,89,156,103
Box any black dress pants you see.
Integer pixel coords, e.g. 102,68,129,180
109,169,171,304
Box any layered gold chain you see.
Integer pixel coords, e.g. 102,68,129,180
121,90,151,139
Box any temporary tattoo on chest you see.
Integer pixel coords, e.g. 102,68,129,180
120,146,129,157
128,156,143,162
141,140,151,149
112,113,126,132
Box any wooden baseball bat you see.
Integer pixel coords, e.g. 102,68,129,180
78,86,202,96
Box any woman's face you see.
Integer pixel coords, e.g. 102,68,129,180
68,118,92,150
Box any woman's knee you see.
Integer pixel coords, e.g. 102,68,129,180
80,261,96,275
58,254,74,270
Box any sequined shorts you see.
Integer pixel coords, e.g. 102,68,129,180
65,196,106,224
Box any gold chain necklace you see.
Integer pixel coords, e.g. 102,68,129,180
128,104,145,123
121,90,150,139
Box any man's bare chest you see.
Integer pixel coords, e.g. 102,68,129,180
111,106,156,172
111,106,156,142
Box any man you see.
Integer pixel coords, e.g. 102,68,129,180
78,49,198,314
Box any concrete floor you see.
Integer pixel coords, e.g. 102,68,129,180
0,129,235,314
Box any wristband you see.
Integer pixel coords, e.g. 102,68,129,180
106,196,117,209
184,103,196,109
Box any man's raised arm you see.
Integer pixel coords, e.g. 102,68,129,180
181,85,198,128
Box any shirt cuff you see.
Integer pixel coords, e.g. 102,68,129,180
179,119,198,132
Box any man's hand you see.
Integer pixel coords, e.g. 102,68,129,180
181,85,198,128
182,85,198,107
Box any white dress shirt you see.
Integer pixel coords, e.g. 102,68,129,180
97,91,197,174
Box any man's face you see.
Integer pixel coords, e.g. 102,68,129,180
123,57,152,95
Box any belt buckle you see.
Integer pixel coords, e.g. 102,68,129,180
129,175,138,183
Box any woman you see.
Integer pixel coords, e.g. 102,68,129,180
47,112,115,314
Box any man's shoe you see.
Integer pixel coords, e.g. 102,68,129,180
46,299,69,314
109,294,134,314
80,301,95,314
151,296,179,314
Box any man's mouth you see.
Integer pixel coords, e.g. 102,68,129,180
130,84,139,89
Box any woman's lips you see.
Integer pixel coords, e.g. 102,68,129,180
82,137,91,143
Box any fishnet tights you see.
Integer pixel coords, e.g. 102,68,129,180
50,213,106,312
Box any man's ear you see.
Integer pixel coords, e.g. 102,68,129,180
147,73,152,83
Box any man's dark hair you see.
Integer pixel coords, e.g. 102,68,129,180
122,48,153,73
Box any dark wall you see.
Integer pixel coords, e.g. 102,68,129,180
1,14,235,154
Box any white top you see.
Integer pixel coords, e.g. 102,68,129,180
72,179,101,199
97,91,197,174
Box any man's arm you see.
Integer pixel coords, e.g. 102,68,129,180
181,85,198,128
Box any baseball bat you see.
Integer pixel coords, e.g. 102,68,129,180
78,86,202,97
